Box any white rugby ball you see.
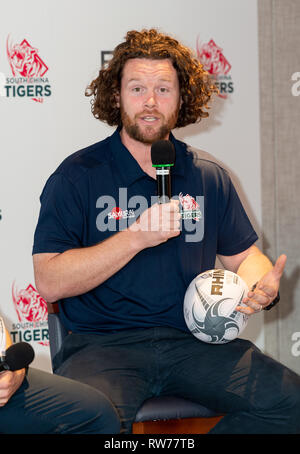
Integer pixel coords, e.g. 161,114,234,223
183,269,249,344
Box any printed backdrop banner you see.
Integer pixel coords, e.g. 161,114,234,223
0,0,262,372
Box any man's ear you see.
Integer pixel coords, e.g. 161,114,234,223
115,91,120,108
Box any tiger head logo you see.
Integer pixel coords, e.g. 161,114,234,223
6,35,48,78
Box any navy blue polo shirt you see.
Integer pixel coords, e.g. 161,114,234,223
32,128,258,334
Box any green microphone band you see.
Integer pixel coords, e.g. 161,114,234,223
152,163,175,168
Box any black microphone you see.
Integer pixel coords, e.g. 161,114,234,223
151,140,176,204
0,342,35,372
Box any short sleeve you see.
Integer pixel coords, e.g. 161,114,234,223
32,173,84,254
217,173,258,256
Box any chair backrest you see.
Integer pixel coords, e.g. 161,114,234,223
47,302,68,363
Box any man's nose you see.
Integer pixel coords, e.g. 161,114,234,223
144,90,157,108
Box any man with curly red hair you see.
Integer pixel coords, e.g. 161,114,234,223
33,29,300,434
86,29,215,128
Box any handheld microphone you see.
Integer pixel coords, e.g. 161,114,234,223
151,140,175,204
0,317,6,361
0,342,35,372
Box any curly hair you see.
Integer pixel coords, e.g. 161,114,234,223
85,29,217,128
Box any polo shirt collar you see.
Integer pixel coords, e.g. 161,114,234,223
109,127,186,187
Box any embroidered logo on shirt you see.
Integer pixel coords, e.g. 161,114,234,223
179,193,202,221
108,207,135,220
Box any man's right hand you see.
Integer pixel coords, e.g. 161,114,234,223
129,199,181,249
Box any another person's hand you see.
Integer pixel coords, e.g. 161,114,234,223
0,369,26,407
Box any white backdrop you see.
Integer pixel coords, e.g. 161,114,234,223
0,0,262,371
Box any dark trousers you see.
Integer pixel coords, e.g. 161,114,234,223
0,367,120,434
54,327,300,434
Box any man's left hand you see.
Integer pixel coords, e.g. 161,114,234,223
237,254,287,315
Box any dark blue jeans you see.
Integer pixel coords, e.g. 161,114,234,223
54,327,300,434
0,367,120,434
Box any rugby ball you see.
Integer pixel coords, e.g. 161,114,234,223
183,269,249,344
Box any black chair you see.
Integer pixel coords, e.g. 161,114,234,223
47,302,223,433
